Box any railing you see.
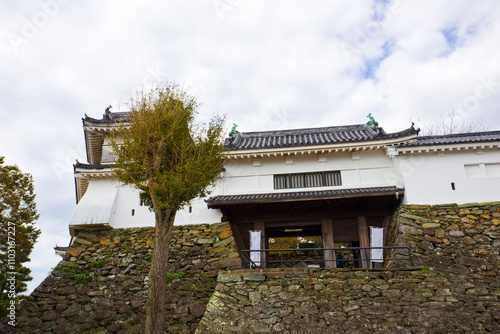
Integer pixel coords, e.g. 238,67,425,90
240,246,413,269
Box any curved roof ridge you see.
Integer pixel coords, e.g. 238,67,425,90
234,124,367,137
83,111,130,125
225,123,419,151
74,161,116,170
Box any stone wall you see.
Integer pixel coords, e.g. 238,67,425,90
7,202,500,333
10,222,240,334
389,202,500,272
197,202,500,333
197,267,500,333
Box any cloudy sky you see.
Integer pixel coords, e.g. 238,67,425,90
1,0,500,293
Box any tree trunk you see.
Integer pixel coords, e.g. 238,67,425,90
145,207,176,334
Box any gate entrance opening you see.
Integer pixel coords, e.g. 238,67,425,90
207,187,403,269
267,229,323,268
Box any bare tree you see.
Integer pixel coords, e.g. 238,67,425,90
423,108,488,136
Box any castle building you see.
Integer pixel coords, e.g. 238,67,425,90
68,110,500,267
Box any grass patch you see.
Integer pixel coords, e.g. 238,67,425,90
57,264,92,282
70,273,92,282
91,258,106,268
166,272,185,283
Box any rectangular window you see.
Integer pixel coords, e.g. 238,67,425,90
273,171,341,189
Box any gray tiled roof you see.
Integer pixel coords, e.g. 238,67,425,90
74,162,115,170
225,124,419,151
83,111,129,124
398,130,500,147
207,186,403,207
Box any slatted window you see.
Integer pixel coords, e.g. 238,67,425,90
274,171,341,189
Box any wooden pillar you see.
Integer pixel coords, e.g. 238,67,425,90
255,222,266,268
229,222,245,253
381,215,392,267
357,216,370,268
382,216,391,246
322,218,336,268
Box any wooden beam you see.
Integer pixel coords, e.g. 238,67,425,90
322,218,336,268
224,201,399,224
250,220,322,228
229,222,245,254
357,216,370,268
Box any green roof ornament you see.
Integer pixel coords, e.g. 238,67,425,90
230,123,240,138
364,113,376,129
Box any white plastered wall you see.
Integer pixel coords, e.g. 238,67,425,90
398,149,500,205
71,178,223,230
70,149,400,230
109,184,154,228
222,149,399,195
69,178,118,227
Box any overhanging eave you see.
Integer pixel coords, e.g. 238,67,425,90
207,186,404,209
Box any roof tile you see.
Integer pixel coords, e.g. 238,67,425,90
207,186,403,207
398,130,500,147
225,124,419,151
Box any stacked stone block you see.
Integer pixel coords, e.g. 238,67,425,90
197,267,500,333
10,222,239,334
390,202,500,272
